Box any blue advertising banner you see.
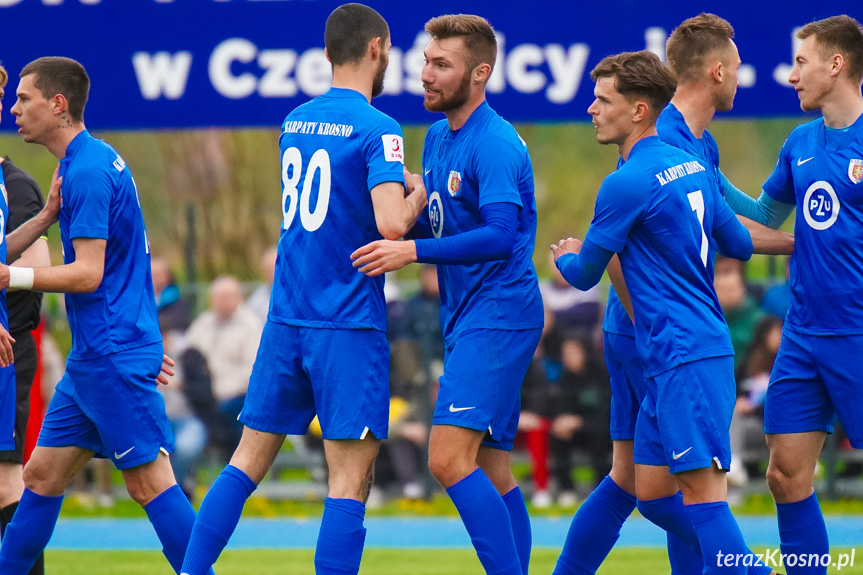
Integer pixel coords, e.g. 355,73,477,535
0,0,860,130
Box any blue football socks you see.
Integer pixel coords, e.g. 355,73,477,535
180,465,257,575
553,475,636,575
685,501,750,574
666,532,704,575
447,468,522,575
502,486,532,575
0,489,63,575
145,484,215,575
314,497,368,574
776,492,829,575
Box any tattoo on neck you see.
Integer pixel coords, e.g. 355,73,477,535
58,111,72,129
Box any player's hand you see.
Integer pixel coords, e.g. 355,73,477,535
550,413,584,440
0,264,9,291
550,237,583,262
404,167,426,197
44,165,63,224
156,354,176,385
351,240,417,277
0,326,16,368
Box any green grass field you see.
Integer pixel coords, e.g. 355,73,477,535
43,548,863,574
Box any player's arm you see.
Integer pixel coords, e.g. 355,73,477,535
552,237,615,291
370,167,428,240
0,237,104,293
712,215,753,262
352,201,518,276
720,171,795,230
736,215,794,255
6,166,62,262
606,255,634,322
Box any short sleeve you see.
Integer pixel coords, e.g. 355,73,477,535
762,137,796,205
473,136,523,209
65,167,112,240
364,115,406,192
584,173,646,254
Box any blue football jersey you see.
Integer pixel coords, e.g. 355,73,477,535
763,114,863,334
270,88,405,331
586,136,734,376
604,104,723,338
58,131,161,360
421,102,543,346
0,169,8,331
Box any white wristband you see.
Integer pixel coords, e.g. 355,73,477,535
8,267,34,290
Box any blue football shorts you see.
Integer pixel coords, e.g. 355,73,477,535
634,355,735,474
37,342,174,470
0,365,15,451
604,330,644,441
764,330,863,447
240,321,390,440
433,328,542,451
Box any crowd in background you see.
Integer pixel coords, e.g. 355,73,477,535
36,247,853,508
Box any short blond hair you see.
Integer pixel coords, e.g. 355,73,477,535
425,14,497,73
0,64,7,89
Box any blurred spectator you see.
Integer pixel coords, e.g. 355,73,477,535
761,257,791,320
541,252,601,336
186,276,263,453
373,266,442,504
714,255,765,370
246,245,278,323
728,315,783,486
517,358,553,508
151,256,193,334
548,336,611,505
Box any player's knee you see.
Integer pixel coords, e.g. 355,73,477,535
766,461,810,501
428,451,469,488
22,462,64,497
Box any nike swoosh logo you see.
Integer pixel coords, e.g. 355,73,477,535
114,446,135,460
424,168,432,176
448,404,476,413
672,447,693,460
797,157,814,166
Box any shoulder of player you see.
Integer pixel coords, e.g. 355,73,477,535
787,117,822,143
0,159,37,187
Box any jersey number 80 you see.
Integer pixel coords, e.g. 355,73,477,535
281,147,331,232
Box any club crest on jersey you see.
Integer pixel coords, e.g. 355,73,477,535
849,159,863,184
447,170,462,197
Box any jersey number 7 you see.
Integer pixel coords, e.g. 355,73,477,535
687,190,708,268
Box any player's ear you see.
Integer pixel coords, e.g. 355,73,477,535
829,53,844,77
473,62,492,84
710,60,723,84
632,100,650,123
52,94,68,117
369,36,382,61
324,47,331,63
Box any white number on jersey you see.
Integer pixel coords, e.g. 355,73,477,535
687,190,708,268
281,147,332,232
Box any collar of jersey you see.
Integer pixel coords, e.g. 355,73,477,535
322,87,368,101
63,129,92,160
629,135,664,157
819,110,863,152
447,100,492,138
